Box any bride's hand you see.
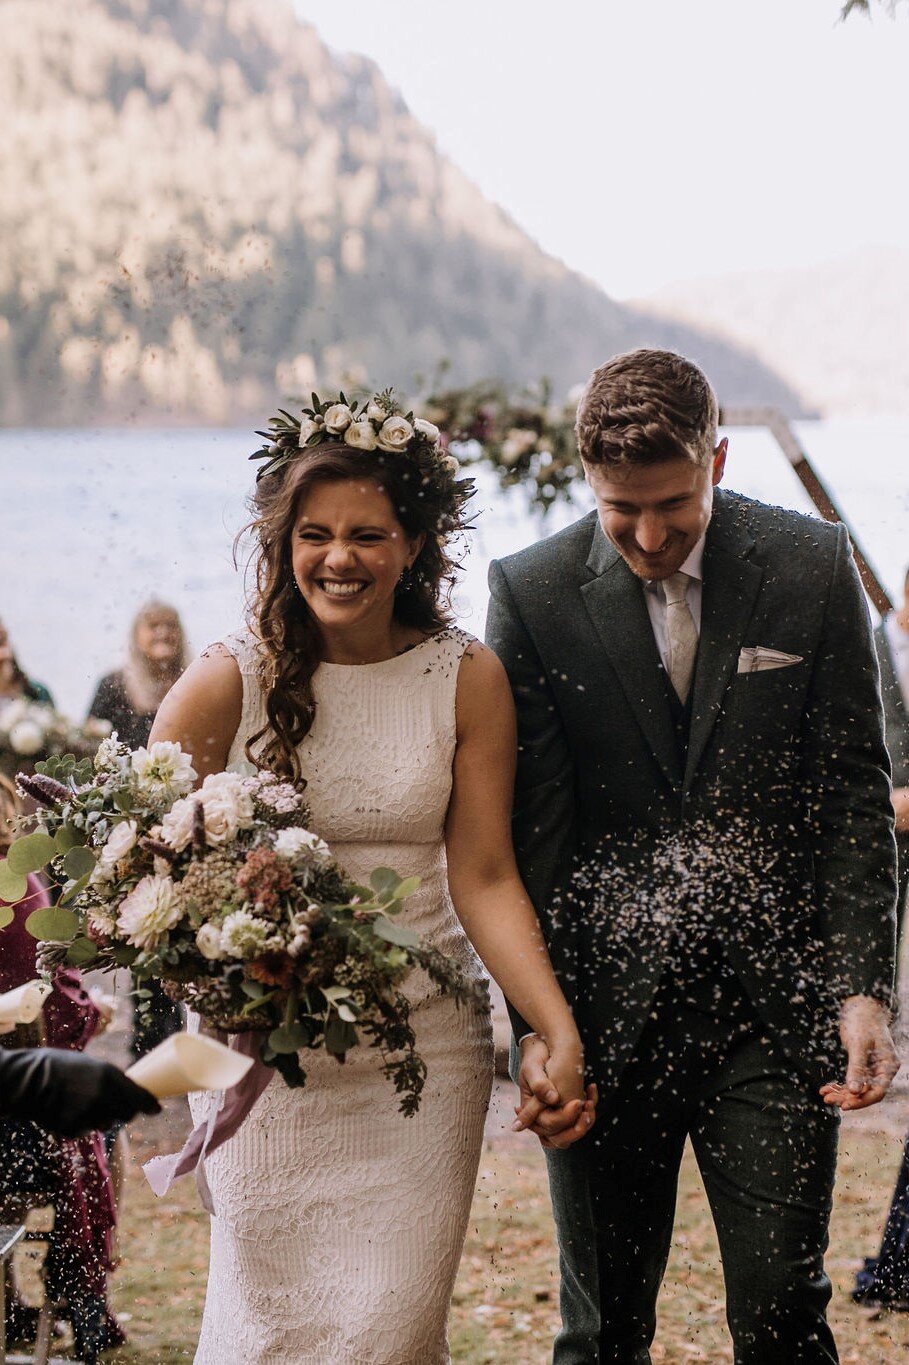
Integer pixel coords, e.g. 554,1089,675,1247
513,1034,597,1148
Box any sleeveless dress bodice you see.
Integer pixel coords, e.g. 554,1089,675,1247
224,626,484,993
192,626,494,1365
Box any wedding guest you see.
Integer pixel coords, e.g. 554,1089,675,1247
0,780,124,1362
0,1049,158,1133
87,599,188,750
87,599,188,1058
874,566,909,942
0,616,53,706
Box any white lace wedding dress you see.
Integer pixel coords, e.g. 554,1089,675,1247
189,626,494,1364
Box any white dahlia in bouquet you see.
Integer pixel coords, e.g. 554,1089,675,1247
1,739,480,1111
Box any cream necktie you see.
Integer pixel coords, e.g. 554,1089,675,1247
662,572,698,703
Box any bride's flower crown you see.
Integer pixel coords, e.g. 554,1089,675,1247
250,387,460,485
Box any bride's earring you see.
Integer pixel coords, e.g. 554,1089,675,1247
396,565,414,595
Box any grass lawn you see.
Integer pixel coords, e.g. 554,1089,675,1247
88,1089,909,1363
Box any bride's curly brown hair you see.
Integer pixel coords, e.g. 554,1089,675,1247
240,445,475,781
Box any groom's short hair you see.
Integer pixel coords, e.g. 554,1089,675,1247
575,349,718,469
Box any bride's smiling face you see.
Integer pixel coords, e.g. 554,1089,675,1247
290,478,423,636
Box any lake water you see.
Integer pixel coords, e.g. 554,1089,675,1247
1,417,907,721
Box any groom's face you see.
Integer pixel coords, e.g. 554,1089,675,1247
584,443,727,581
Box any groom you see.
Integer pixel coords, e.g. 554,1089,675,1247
486,349,899,1363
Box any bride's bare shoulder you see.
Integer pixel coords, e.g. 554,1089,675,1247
149,645,243,774
454,641,514,734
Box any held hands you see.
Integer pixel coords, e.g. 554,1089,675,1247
511,1033,597,1149
820,995,900,1112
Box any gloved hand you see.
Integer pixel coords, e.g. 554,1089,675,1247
0,1048,161,1137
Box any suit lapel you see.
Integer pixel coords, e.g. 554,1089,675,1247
580,524,684,790
683,495,763,789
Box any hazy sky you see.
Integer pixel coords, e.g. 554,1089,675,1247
294,0,909,299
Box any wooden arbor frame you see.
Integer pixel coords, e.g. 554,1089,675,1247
719,407,892,617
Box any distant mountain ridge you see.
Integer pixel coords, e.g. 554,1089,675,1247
638,247,909,417
0,0,805,424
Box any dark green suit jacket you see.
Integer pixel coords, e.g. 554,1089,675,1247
486,488,897,1089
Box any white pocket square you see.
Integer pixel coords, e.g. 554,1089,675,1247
737,646,803,674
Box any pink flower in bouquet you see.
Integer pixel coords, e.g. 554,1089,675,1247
236,846,293,915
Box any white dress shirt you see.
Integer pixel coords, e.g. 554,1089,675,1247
885,611,909,712
643,534,706,665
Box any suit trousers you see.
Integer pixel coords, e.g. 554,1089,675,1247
546,979,840,1364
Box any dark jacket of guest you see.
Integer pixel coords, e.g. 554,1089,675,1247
87,670,154,750
0,1049,158,1134
0,878,123,1357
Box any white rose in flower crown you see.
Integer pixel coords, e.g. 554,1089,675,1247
344,420,378,451
196,923,225,961
132,741,197,805
98,819,138,873
298,417,320,446
376,415,414,453
366,398,387,423
323,403,353,434
9,719,45,755
414,418,441,445
116,875,181,949
441,455,460,475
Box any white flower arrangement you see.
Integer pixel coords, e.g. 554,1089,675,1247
0,699,111,765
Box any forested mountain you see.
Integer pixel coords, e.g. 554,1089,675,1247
0,0,805,424
639,247,909,417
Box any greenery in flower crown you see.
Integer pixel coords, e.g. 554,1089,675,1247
249,387,475,530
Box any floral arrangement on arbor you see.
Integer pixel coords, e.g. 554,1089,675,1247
423,379,586,513
0,738,481,1111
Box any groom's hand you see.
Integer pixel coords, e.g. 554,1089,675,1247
819,995,899,1112
512,1035,597,1148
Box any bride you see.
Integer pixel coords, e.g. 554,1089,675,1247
151,392,594,1363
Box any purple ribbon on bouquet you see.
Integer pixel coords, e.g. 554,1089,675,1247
142,1031,274,1214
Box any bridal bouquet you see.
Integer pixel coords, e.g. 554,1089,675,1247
1,738,479,1112
0,699,110,776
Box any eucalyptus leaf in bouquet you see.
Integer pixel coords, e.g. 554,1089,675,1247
3,735,483,1113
